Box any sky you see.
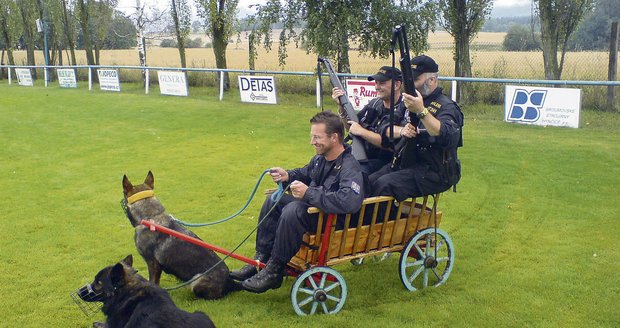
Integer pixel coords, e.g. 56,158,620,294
116,0,534,19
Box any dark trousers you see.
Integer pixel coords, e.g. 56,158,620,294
370,163,449,201
255,194,316,264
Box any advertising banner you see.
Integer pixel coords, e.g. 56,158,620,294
238,75,277,104
57,69,77,88
15,68,33,86
97,69,121,92
505,85,581,128
157,71,188,96
345,79,377,111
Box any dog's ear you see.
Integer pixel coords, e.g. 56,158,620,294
122,175,133,195
110,263,126,289
121,255,133,267
144,171,154,190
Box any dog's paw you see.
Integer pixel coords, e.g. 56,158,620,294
92,322,107,328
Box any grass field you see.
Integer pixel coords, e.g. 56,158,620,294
0,83,619,327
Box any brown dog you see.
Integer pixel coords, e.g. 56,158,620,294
122,171,240,299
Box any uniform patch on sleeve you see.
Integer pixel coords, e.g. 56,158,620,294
351,181,361,194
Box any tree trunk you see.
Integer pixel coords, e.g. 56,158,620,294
171,0,187,68
212,24,229,90
538,1,561,80
77,0,97,82
454,32,472,103
337,31,351,74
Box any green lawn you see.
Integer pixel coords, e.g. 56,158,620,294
0,83,619,327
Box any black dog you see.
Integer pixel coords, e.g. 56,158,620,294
122,171,240,299
77,255,215,328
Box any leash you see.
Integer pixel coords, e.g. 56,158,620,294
173,169,283,227
162,184,290,291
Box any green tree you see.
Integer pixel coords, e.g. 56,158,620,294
248,0,435,74
60,0,79,66
0,0,22,77
536,0,594,80
102,11,137,49
195,0,239,90
16,0,38,78
438,0,493,104
170,0,192,68
76,0,96,79
571,0,620,50
503,24,541,51
90,0,117,65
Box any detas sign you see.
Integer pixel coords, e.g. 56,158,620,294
505,85,581,128
238,76,277,104
157,71,188,96
345,80,377,111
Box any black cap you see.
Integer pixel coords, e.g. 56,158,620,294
368,66,403,82
412,55,439,78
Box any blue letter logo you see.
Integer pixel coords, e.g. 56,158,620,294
507,89,546,122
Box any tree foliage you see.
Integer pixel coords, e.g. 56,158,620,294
248,0,436,73
571,0,620,50
536,0,594,79
503,24,541,51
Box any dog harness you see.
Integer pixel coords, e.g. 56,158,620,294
127,190,155,204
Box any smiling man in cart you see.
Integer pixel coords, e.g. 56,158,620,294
230,111,366,293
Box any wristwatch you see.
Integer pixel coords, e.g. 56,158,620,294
417,108,429,119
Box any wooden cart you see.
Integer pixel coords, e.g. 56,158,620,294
286,193,454,316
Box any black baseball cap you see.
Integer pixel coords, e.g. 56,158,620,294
412,55,439,78
368,66,403,82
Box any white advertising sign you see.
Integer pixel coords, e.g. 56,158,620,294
345,79,377,111
15,68,33,86
157,71,188,96
97,69,121,92
57,68,77,88
238,75,277,104
505,85,581,128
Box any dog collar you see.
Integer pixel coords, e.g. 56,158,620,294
127,190,155,204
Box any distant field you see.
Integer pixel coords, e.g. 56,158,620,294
7,31,613,80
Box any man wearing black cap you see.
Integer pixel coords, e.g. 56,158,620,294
331,65,408,174
369,55,464,201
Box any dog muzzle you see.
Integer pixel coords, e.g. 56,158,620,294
70,283,103,317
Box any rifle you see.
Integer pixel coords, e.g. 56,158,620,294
390,24,420,167
318,57,368,162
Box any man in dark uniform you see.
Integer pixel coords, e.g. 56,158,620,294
331,66,408,175
370,55,463,201
230,111,366,293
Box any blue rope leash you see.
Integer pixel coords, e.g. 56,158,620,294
173,169,283,227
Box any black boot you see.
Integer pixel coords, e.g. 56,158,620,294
242,259,285,293
229,252,268,281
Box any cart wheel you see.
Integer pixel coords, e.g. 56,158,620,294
290,267,348,316
399,228,454,291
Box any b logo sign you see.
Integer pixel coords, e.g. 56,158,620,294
507,89,547,123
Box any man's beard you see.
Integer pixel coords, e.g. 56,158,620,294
420,81,431,97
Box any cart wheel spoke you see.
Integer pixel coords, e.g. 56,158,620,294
436,256,449,263
422,268,429,288
414,244,425,258
326,294,341,303
323,281,341,293
319,273,327,289
432,268,442,280
310,302,318,315
308,276,319,290
408,266,424,283
299,287,314,295
405,259,424,268
298,296,314,307
321,302,329,314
